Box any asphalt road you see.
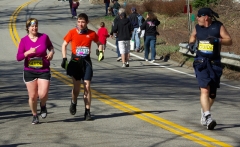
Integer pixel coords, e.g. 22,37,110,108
0,0,240,147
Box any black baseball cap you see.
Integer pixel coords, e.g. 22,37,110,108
197,8,212,17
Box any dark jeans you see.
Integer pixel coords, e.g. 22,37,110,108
105,3,110,15
144,36,156,60
72,8,77,16
116,38,120,57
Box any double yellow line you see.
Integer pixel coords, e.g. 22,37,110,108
9,1,233,147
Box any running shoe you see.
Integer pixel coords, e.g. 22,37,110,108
84,111,92,121
69,101,77,115
200,108,207,126
122,63,126,67
40,102,47,119
126,62,129,67
206,114,217,130
32,115,39,125
98,52,104,61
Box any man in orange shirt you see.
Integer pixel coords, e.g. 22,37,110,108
61,13,103,120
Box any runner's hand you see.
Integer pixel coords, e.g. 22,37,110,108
46,51,54,60
188,43,195,54
207,36,220,44
61,58,68,69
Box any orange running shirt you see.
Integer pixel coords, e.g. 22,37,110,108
64,28,99,55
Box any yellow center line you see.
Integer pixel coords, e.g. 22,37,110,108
9,1,233,147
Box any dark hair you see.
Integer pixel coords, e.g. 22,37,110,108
146,12,157,21
25,18,38,34
77,13,89,22
100,22,105,27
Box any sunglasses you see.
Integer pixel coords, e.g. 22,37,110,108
197,14,206,17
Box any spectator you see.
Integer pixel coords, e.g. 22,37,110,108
113,12,133,67
140,12,160,63
104,0,110,16
71,0,79,19
69,0,73,15
128,7,145,52
110,8,125,61
112,0,120,16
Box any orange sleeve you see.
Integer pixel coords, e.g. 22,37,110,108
63,29,73,43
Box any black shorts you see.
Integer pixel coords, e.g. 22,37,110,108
67,59,93,81
23,70,51,82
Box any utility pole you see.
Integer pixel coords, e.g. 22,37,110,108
187,0,191,36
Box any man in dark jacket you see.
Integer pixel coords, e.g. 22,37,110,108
128,7,145,52
110,8,125,61
113,12,133,67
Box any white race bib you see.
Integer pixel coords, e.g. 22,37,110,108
76,46,90,57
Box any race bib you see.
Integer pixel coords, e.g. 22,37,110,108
76,46,90,57
28,57,43,69
198,40,213,54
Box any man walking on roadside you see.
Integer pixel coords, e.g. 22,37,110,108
110,8,125,61
189,8,232,130
128,7,145,52
113,12,133,67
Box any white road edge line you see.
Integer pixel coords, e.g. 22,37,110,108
107,41,240,89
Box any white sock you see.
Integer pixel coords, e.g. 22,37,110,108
204,111,210,117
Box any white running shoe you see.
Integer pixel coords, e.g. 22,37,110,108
200,108,207,126
122,63,126,67
206,114,217,130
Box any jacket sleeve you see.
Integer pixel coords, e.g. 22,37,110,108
155,19,160,26
140,21,146,30
113,23,118,33
110,17,118,35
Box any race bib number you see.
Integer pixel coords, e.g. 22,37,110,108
198,40,213,54
76,46,90,57
28,57,43,69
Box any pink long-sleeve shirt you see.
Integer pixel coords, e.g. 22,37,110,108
16,33,53,72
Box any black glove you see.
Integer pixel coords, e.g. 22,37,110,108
206,36,220,44
188,43,195,54
61,58,68,69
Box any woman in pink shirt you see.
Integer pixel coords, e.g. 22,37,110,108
16,18,55,125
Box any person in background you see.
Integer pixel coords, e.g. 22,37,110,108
128,7,145,52
16,18,55,125
104,0,110,16
113,12,133,67
69,0,73,15
112,0,120,16
110,8,125,62
97,22,109,53
140,11,160,63
189,8,232,130
72,0,80,19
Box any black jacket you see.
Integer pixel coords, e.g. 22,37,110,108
128,12,145,28
141,19,160,36
113,18,133,41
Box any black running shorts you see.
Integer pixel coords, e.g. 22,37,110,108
23,70,51,82
67,59,93,81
